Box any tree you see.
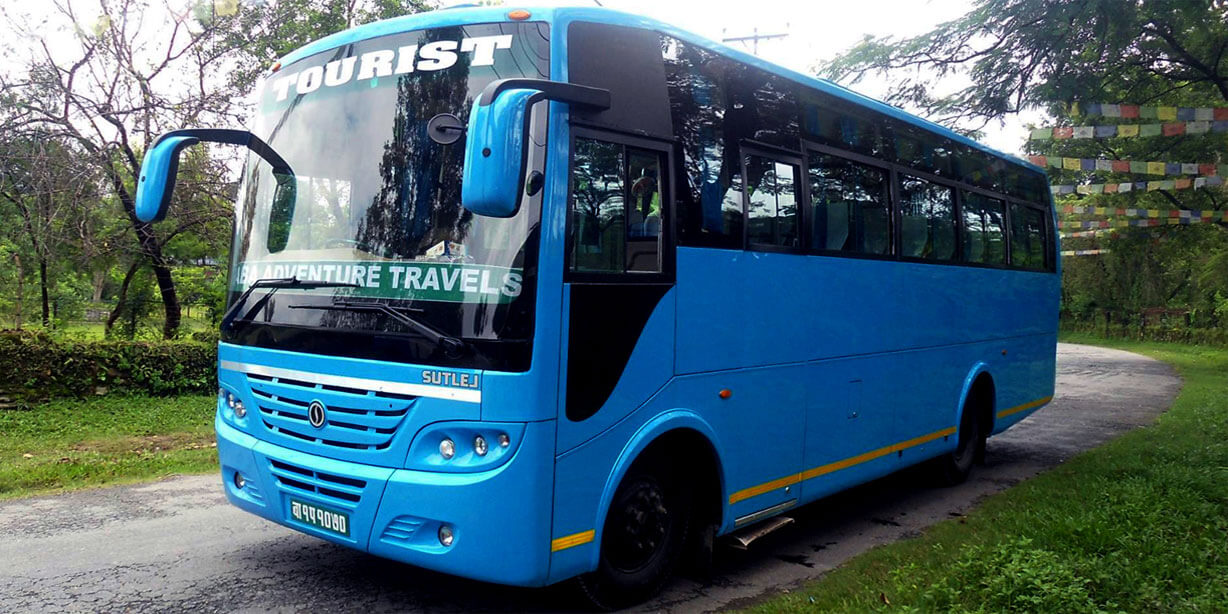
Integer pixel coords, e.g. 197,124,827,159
0,134,99,327
820,0,1228,129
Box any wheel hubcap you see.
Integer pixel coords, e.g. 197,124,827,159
606,479,671,572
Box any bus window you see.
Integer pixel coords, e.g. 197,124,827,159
899,174,956,261
570,137,666,274
746,155,800,248
961,191,1006,265
1010,203,1047,270
571,138,626,273
808,153,891,255
627,150,664,271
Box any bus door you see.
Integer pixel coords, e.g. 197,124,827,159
556,129,677,452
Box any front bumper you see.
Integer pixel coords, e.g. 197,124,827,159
216,415,555,586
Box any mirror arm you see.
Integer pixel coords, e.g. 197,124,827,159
152,128,293,175
475,78,611,110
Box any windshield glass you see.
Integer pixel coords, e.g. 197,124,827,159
225,22,550,371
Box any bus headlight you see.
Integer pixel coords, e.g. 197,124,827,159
439,438,455,460
473,435,488,456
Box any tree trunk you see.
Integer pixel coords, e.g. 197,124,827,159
105,260,143,334
92,270,106,302
12,253,23,330
38,257,50,328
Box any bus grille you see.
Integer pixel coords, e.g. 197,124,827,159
247,373,415,452
268,458,367,506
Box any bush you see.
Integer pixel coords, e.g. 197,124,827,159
0,330,217,401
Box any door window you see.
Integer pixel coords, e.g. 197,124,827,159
570,137,665,274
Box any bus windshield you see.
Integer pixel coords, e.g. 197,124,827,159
225,22,550,371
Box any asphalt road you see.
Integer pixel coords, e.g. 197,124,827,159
0,343,1181,613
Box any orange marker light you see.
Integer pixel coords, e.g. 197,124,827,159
271,62,281,73
507,9,531,20
718,389,732,400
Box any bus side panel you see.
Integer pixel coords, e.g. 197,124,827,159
799,355,902,504
991,331,1058,433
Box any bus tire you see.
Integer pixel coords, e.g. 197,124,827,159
932,400,986,486
577,458,691,610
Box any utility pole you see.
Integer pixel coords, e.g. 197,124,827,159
720,26,789,56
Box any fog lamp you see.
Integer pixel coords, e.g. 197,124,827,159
233,472,247,489
498,433,510,448
438,524,454,547
439,438,455,460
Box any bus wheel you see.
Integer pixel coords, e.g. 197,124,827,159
577,462,691,610
933,402,985,486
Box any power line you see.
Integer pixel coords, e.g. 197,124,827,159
720,26,789,56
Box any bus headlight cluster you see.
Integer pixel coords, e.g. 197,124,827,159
437,432,510,461
220,388,246,418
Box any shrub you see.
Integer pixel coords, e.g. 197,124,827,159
0,330,217,401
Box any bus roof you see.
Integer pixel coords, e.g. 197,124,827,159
274,5,1043,176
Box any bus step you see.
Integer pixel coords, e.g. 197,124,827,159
728,516,795,550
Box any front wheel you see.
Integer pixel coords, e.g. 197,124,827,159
576,463,691,610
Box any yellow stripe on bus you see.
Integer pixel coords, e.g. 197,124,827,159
550,529,595,552
728,395,1053,505
729,425,956,505
996,395,1053,419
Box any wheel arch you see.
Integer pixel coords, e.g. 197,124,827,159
955,362,997,437
590,411,727,567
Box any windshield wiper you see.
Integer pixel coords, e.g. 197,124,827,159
288,300,467,358
222,277,360,331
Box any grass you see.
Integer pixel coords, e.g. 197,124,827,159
746,336,1228,613
0,394,218,499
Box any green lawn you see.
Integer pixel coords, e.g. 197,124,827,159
0,395,218,499
746,337,1228,613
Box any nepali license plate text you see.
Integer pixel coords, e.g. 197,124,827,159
290,498,350,537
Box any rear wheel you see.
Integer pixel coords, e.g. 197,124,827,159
933,402,985,486
577,462,691,610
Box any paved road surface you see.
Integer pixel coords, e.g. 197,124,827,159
0,343,1181,613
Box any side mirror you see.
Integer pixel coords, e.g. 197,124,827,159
135,135,201,222
461,79,611,218
134,129,295,223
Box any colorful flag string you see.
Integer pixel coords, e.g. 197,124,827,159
1060,205,1228,218
1029,120,1228,140
1050,175,1225,195
1058,215,1227,230
1073,103,1228,121
1027,156,1226,177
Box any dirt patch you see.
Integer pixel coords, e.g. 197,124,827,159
70,433,216,455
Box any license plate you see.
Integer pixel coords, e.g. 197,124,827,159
289,498,350,537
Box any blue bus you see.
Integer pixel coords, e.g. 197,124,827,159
136,5,1058,608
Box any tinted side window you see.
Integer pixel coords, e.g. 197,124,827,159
899,175,956,261
808,153,891,255
961,191,1006,265
664,36,800,249
664,37,743,249
570,139,626,273
746,156,800,248
800,91,886,157
1010,203,1047,270
569,138,666,274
